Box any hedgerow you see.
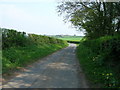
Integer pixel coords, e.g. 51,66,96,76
77,35,120,88
2,28,67,49
2,28,68,74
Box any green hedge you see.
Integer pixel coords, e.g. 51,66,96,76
2,28,28,49
77,35,120,88
2,28,68,74
1,28,67,49
83,35,120,66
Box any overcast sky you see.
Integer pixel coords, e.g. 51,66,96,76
0,0,84,36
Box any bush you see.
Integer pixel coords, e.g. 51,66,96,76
2,28,67,49
2,28,68,74
77,35,120,88
2,28,29,49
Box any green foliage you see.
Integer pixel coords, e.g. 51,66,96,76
2,28,29,49
2,28,68,74
77,35,120,88
57,2,120,39
57,1,120,88
2,44,67,74
2,28,67,49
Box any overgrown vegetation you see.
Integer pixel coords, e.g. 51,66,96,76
57,1,120,39
2,28,68,74
77,35,120,88
58,1,120,88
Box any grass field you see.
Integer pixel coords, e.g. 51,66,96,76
58,36,83,42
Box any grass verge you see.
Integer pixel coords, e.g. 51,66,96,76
2,43,68,74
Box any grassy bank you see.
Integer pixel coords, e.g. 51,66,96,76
2,28,68,74
77,35,120,88
3,44,67,74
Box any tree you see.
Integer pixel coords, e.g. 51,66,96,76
57,1,120,39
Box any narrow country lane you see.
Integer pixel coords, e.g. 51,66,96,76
2,44,89,88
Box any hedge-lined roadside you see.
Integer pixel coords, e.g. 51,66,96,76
2,28,67,49
2,28,68,74
77,35,120,88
